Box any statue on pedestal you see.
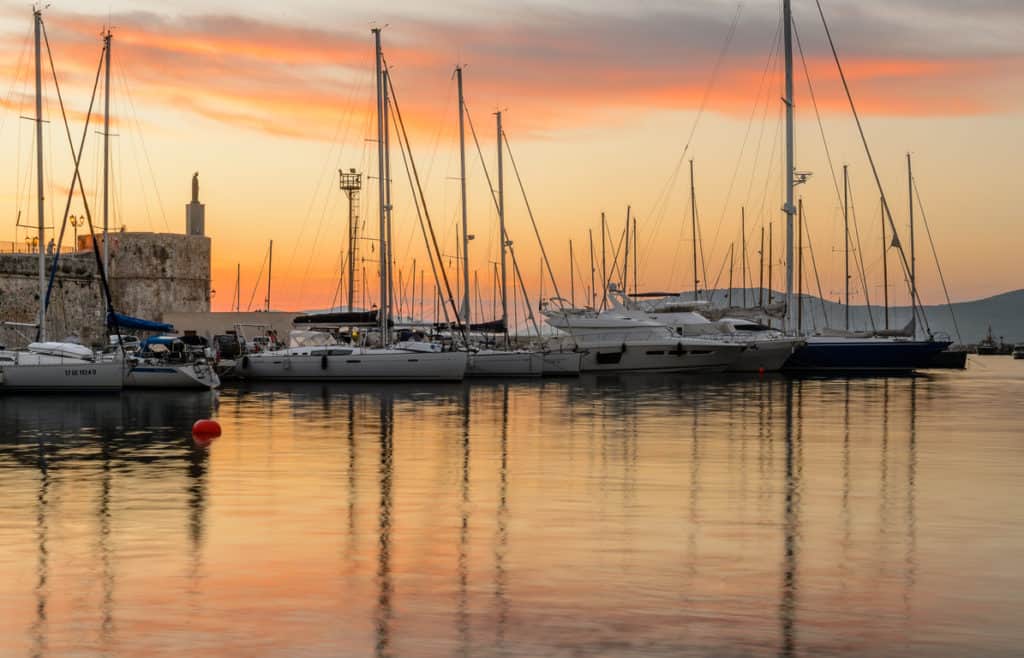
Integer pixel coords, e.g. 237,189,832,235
191,172,200,203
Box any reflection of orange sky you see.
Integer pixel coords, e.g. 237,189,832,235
1,378,1022,656
0,6,1021,311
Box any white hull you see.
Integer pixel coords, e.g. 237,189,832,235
467,350,543,377
727,337,803,372
0,356,124,392
125,362,220,389
579,339,742,373
235,347,467,381
541,350,582,376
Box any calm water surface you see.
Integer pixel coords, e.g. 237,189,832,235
1,358,1022,657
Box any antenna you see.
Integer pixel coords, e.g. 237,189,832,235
339,168,363,312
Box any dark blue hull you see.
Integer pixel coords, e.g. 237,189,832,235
783,338,952,372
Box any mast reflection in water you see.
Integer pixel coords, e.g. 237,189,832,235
1,365,1023,657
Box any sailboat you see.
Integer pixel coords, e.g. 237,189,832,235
451,69,543,378
234,28,466,382
771,0,950,373
0,10,124,392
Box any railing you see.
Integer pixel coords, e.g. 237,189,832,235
0,241,79,255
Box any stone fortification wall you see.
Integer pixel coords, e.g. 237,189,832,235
103,232,211,323
0,232,210,349
0,253,105,348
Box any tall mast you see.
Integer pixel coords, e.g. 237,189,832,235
783,0,796,333
768,223,774,303
373,28,388,342
843,164,849,330
600,212,607,310
728,243,734,308
622,206,630,294
383,69,394,332
741,207,747,307
689,159,699,300
569,240,575,307
758,225,765,307
626,215,634,298
588,228,595,309
235,262,240,312
456,66,470,329
265,240,273,311
34,8,45,341
496,110,508,340
102,30,112,274
881,195,889,330
797,198,803,334
907,152,916,339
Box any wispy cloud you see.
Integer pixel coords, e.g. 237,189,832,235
1,2,1020,140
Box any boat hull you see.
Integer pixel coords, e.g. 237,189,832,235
467,351,543,377
923,348,968,369
0,360,124,392
727,338,803,372
783,338,952,372
125,363,221,389
541,350,582,377
235,350,467,381
579,340,742,373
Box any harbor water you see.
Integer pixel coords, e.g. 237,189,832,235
1,358,1022,657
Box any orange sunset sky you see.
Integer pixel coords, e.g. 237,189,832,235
1,0,1021,315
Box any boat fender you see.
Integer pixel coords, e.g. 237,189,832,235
675,342,684,356
241,355,250,369
620,342,627,353
321,354,328,370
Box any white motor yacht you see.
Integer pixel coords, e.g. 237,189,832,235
543,304,742,373
640,300,803,372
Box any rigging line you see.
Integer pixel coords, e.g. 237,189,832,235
385,60,464,337
740,17,784,216
912,175,962,344
245,246,269,312
846,183,878,331
41,23,121,344
792,19,844,214
461,103,542,337
392,84,450,325
112,68,155,230
813,0,930,336
704,17,782,265
0,24,32,142
707,239,730,301
695,190,709,298
801,203,829,327
41,33,105,313
289,54,373,293
639,2,744,256
502,131,568,309
508,241,540,337
605,223,626,292
114,61,169,232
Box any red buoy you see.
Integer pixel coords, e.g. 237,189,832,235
192,419,222,444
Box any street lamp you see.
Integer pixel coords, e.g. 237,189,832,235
69,214,85,250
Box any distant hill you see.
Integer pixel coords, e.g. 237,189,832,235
700,288,1024,345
